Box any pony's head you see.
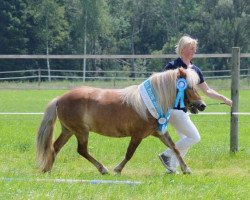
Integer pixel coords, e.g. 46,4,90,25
178,68,206,113
120,68,206,122
149,68,206,114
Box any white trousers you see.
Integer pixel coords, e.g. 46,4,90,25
163,109,200,170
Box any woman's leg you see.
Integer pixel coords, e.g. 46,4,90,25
161,110,200,171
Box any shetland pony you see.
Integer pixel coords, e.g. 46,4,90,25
36,68,206,174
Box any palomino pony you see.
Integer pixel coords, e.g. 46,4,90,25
36,68,206,174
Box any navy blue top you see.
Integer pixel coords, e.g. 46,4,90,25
163,57,205,84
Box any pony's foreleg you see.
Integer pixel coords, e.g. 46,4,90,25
159,132,192,174
75,130,109,175
114,137,142,174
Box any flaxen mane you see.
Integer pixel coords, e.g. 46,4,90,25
150,69,178,114
119,68,199,120
119,85,148,120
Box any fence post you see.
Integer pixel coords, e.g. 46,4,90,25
230,47,240,152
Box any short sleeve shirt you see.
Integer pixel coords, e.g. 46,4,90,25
163,57,205,84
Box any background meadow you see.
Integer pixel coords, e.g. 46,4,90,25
0,88,249,199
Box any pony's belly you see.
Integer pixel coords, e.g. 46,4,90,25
91,129,129,138
88,120,153,138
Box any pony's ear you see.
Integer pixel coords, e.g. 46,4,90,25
178,67,186,78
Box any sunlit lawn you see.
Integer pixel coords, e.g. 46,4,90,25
0,88,249,199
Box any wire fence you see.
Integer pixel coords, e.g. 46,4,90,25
0,68,249,80
0,53,249,89
0,68,249,89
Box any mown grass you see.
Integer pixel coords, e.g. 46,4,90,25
0,88,250,199
0,76,249,90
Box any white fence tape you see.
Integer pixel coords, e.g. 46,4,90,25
194,112,250,115
0,112,44,115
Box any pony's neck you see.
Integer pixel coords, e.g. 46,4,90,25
150,70,177,113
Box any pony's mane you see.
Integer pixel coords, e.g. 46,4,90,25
119,85,148,120
119,68,199,120
150,69,178,114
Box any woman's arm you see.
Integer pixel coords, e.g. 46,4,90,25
198,82,233,106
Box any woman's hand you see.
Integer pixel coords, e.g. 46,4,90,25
222,96,233,107
198,82,233,107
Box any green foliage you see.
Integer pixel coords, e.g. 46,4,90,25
0,0,28,54
27,0,69,54
0,0,249,73
0,1,31,71
198,0,249,53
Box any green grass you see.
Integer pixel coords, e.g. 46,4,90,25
0,77,250,90
0,88,250,199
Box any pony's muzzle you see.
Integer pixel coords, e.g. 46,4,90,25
199,103,206,111
189,100,206,112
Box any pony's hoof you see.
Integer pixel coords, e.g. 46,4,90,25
183,168,192,175
100,167,109,175
114,170,121,176
113,167,122,175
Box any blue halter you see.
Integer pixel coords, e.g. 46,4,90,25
140,78,188,134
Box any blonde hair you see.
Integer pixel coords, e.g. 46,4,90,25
175,35,198,57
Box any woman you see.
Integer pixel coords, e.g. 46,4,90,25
158,35,232,173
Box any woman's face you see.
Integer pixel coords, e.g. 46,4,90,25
181,44,197,60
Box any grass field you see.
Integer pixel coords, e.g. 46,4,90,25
0,88,250,199
0,77,249,90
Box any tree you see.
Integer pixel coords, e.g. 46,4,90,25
27,0,69,81
64,0,112,80
0,0,249,75
0,0,29,71
0,0,28,54
195,0,250,72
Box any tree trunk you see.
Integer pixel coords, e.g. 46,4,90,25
46,45,51,82
83,15,87,82
46,17,51,82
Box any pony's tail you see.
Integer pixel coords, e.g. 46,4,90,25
36,97,58,172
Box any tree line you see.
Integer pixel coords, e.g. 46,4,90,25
0,0,249,74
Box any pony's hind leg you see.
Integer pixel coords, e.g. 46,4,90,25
75,128,109,175
53,125,73,155
114,137,142,174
